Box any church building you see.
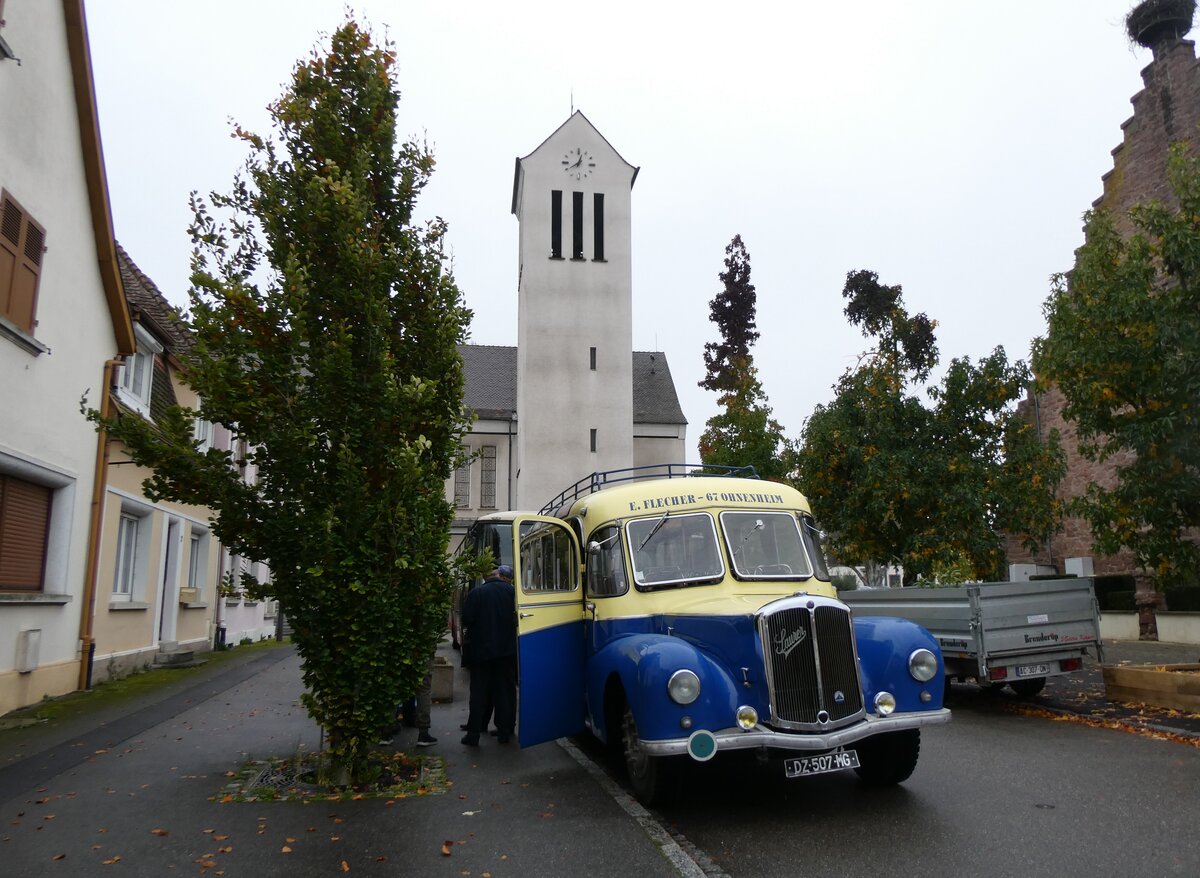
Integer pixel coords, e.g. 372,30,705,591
447,113,687,542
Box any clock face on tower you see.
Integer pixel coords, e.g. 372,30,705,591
561,147,595,180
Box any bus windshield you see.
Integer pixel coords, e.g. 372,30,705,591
720,511,813,580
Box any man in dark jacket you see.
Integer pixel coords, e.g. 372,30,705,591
461,565,517,746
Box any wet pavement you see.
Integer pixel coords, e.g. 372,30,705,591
947,638,1200,741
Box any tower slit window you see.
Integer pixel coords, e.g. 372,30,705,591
550,190,563,259
590,428,598,453
572,191,584,260
589,346,597,370
593,193,605,261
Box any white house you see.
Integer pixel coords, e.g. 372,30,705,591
0,1,137,715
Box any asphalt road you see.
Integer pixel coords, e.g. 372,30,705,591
4,644,1198,877
642,696,1200,878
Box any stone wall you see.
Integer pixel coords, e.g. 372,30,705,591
1007,35,1200,602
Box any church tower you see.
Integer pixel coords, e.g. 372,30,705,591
511,112,638,509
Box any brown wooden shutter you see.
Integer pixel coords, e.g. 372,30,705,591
0,191,46,334
0,474,53,591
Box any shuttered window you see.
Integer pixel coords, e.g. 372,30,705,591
0,474,52,591
0,191,46,335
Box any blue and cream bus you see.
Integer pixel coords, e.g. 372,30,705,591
483,465,950,804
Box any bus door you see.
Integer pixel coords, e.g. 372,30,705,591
511,515,586,747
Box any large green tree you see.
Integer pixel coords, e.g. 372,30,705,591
794,270,1063,582
89,20,471,778
1034,143,1200,584
698,235,788,480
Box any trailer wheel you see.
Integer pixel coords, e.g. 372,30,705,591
621,702,676,806
853,729,921,786
1009,677,1047,698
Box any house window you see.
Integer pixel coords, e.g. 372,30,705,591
593,193,605,261
193,397,213,451
116,323,163,417
550,190,563,259
112,513,140,600
188,526,209,589
0,473,52,591
0,190,46,336
480,446,497,509
454,447,471,508
572,191,585,260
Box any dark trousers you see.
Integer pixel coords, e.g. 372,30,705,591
466,655,516,739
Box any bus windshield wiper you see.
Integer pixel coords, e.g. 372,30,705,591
638,511,670,551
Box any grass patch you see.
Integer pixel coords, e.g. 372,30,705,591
215,748,449,803
0,640,288,730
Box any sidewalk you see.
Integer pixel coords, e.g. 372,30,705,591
0,640,686,877
1028,637,1200,739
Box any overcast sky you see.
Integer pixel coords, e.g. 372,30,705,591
87,1,1154,461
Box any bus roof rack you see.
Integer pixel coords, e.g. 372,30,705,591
539,463,760,515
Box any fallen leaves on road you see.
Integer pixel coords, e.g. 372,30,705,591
102,855,121,865
441,840,454,856
149,828,169,837
1008,702,1200,748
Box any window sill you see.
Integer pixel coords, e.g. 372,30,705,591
0,316,50,356
591,258,607,263
114,388,152,419
180,601,208,609
570,256,587,262
109,601,149,611
0,592,72,605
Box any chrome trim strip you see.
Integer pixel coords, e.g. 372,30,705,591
639,709,952,757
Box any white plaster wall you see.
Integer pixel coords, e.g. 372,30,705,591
1099,613,1141,642
1155,612,1200,646
0,3,121,690
514,114,636,509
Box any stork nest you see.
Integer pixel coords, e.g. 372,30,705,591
1127,0,1196,47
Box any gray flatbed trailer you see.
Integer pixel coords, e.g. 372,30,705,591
841,578,1104,697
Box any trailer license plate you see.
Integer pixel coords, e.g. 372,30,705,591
784,750,860,778
1016,663,1050,677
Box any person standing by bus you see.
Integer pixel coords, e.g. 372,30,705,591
460,565,517,746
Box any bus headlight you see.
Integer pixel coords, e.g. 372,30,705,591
908,648,938,682
668,669,701,705
735,705,758,730
874,691,897,716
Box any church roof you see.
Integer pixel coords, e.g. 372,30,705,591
458,344,687,425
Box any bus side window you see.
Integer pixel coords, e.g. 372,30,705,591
586,526,628,598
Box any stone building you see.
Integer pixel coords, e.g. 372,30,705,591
1008,2,1200,610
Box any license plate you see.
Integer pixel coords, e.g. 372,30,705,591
1015,663,1050,678
784,750,860,779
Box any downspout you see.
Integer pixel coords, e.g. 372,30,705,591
508,412,516,510
78,358,122,690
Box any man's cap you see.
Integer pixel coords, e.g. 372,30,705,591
496,564,515,579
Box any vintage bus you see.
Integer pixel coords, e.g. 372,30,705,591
477,465,950,804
